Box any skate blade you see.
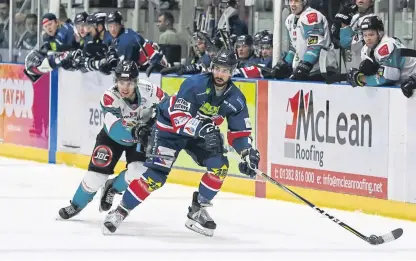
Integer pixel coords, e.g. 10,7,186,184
185,219,214,237
102,223,116,235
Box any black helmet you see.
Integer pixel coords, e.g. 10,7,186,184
74,11,88,25
361,14,384,32
235,34,253,46
254,30,270,44
86,12,106,26
211,48,238,69
260,34,273,46
107,11,123,24
115,60,139,81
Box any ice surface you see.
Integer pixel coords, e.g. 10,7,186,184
0,157,415,260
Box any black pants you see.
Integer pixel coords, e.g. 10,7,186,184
88,129,146,175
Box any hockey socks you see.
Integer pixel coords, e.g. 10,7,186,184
112,169,128,193
198,172,224,201
72,182,97,209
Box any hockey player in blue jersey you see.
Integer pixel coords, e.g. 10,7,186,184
101,49,261,237
57,60,166,220
346,15,416,87
41,13,77,52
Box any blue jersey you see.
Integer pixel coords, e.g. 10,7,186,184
103,27,144,61
155,73,252,154
42,22,76,51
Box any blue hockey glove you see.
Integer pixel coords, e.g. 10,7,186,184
239,148,260,178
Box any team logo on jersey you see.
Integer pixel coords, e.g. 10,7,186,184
91,145,113,168
199,102,220,116
173,98,191,111
378,44,389,57
307,35,318,46
306,13,318,24
103,94,114,106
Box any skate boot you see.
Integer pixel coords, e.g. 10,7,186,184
185,191,216,237
99,179,121,212
58,201,82,220
102,205,129,234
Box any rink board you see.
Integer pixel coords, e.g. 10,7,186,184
2,66,416,222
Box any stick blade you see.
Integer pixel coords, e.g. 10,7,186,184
368,228,403,245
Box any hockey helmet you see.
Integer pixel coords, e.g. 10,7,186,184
211,48,238,71
115,60,139,81
74,11,88,25
235,34,253,47
260,34,273,47
86,12,106,26
107,11,123,25
360,14,384,32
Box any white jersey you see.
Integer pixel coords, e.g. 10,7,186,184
341,13,374,70
285,7,331,73
360,35,416,85
100,79,165,145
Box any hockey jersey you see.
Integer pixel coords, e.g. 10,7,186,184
101,79,166,146
361,35,416,86
340,13,374,70
156,73,252,154
284,7,331,73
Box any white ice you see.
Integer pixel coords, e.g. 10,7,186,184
0,157,415,261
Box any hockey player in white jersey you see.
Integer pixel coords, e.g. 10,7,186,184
335,0,374,70
271,0,331,81
58,60,166,219
346,15,416,87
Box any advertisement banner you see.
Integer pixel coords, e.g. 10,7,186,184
0,64,49,149
161,76,257,176
268,81,389,199
57,70,162,158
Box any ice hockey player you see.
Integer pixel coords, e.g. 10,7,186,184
253,30,270,58
41,13,77,52
57,60,166,220
335,0,374,70
270,0,331,81
73,11,89,49
101,49,261,237
346,15,416,87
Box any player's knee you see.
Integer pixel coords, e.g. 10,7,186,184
125,161,148,185
128,169,167,201
206,155,229,180
82,171,109,193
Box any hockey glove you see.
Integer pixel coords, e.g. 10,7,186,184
334,4,357,26
290,61,313,81
346,68,365,87
239,148,260,178
269,59,292,79
401,74,416,98
198,121,224,154
131,122,153,148
359,53,379,76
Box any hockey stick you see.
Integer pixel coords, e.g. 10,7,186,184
252,168,403,245
148,149,403,245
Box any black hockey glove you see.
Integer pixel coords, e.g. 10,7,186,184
401,74,416,98
60,50,82,71
290,61,313,81
334,4,357,26
160,64,199,76
346,68,365,87
359,52,379,76
198,121,224,154
131,121,154,148
239,148,260,178
269,59,292,79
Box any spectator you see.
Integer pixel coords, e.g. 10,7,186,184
0,0,9,48
157,11,181,45
16,13,37,50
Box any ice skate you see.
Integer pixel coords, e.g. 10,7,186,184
99,179,121,212
185,192,216,237
57,201,82,220
102,205,129,234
